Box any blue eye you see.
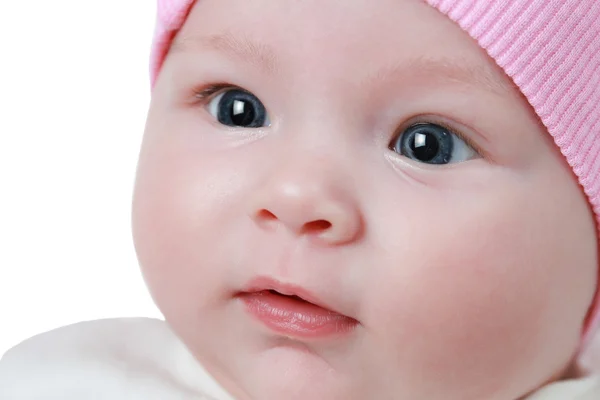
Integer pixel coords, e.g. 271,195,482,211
207,88,270,128
391,123,477,164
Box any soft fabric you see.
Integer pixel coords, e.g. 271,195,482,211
1,318,600,399
149,0,600,350
0,319,234,400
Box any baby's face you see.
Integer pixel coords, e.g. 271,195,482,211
133,0,598,399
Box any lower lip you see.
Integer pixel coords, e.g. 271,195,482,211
239,291,357,339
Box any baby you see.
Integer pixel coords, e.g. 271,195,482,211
2,0,600,399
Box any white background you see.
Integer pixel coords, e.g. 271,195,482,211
0,1,162,357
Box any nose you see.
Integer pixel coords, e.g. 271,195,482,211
249,159,364,245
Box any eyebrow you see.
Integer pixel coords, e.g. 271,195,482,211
171,32,279,75
368,56,516,97
171,33,515,97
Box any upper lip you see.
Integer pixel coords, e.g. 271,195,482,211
238,276,351,317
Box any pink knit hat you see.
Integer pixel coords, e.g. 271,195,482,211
149,0,600,350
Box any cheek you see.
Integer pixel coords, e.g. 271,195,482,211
131,121,246,325
363,177,596,396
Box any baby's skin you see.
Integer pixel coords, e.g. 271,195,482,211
132,0,598,399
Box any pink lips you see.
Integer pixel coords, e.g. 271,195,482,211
238,278,357,339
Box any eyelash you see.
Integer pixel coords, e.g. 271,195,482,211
192,83,232,103
191,83,487,158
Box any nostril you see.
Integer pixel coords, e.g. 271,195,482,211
303,219,332,233
257,209,277,221
253,209,333,235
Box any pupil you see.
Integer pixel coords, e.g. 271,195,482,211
394,123,453,164
230,99,255,126
410,132,439,162
217,89,267,128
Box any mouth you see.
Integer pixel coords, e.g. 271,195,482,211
237,278,358,339
266,289,307,302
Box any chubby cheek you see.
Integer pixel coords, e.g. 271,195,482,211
131,121,246,339
364,182,595,398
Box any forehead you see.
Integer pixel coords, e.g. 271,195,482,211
170,0,516,97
